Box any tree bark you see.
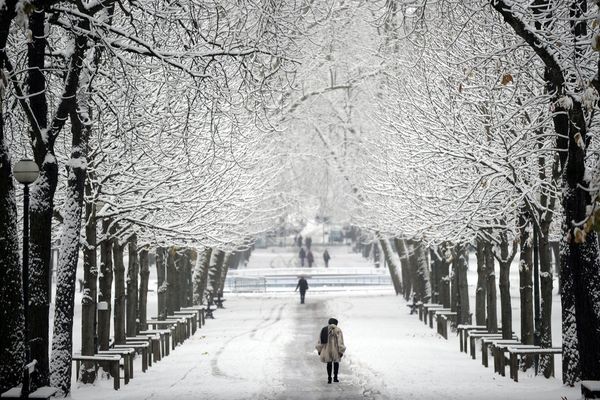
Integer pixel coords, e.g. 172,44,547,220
0,3,25,392
207,249,225,305
156,247,167,319
454,245,470,325
49,105,89,396
166,246,179,315
475,238,487,326
519,207,534,370
113,239,126,344
97,220,113,350
395,238,412,301
538,223,554,377
193,247,212,305
438,244,451,308
80,188,97,383
126,234,139,336
498,234,516,340
484,240,498,333
379,237,402,295
138,246,150,331
27,7,54,388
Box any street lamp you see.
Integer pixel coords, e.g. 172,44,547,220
14,158,40,398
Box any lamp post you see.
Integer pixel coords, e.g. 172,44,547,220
14,159,40,398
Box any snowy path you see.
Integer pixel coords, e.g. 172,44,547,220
70,292,578,400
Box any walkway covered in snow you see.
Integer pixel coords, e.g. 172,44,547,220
69,292,577,400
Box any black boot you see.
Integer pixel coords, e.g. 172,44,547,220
333,376,339,382
327,377,332,384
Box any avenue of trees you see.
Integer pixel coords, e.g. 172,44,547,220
2,0,600,396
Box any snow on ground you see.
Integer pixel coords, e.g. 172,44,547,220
65,244,577,399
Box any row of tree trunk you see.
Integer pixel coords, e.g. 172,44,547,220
373,229,559,378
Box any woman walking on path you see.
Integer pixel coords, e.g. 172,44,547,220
315,318,346,384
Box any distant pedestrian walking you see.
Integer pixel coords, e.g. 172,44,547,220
295,277,309,304
299,247,306,267
297,234,303,247
305,236,312,249
306,250,314,268
315,318,346,384
323,249,331,268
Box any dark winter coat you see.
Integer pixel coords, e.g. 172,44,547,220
299,248,306,259
296,278,308,293
323,250,331,263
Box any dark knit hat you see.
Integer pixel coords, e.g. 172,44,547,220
328,318,338,325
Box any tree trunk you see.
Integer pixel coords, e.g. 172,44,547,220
219,252,232,299
207,249,225,305
0,5,25,387
538,223,554,377
414,242,432,303
438,244,451,308
156,247,167,319
549,240,560,294
429,248,440,303
560,237,580,385
126,234,139,337
519,208,534,370
379,237,402,295
475,238,487,326
395,238,412,301
176,249,188,310
166,246,179,315
113,239,126,344
80,191,97,383
49,105,89,396
138,247,150,331
484,240,498,333
455,246,470,325
193,247,212,305
498,238,513,340
186,249,197,307
97,220,113,350
27,8,54,388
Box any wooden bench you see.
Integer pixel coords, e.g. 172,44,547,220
173,311,198,334
113,342,150,372
507,347,562,382
180,306,206,328
215,297,226,308
164,316,192,340
1,386,57,399
456,325,487,353
581,381,600,399
428,307,451,329
469,332,509,360
1,360,57,399
98,348,135,384
145,320,180,346
139,328,173,355
480,338,519,368
493,344,538,376
420,303,443,324
125,335,161,364
436,312,457,339
72,354,121,390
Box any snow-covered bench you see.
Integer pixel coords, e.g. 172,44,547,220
581,381,600,399
126,334,163,363
456,325,487,352
98,348,136,384
173,311,199,333
435,311,457,339
469,332,516,360
72,354,121,390
179,305,206,328
507,347,562,382
427,307,451,328
492,343,538,376
138,328,172,355
419,303,443,324
1,360,57,399
113,342,150,372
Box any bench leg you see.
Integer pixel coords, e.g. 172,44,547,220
470,337,476,360
459,330,464,352
123,355,130,385
113,360,120,390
